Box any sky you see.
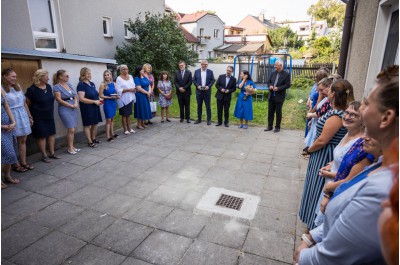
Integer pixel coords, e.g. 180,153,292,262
165,0,320,26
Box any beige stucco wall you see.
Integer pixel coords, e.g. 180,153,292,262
345,0,379,100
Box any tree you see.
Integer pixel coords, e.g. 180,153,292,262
307,0,346,28
115,12,198,81
268,27,304,49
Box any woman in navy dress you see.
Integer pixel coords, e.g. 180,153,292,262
53,69,80,155
26,69,59,163
99,70,119,142
133,65,152,129
77,67,103,148
1,90,20,188
233,70,256,129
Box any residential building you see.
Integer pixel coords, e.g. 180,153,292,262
1,0,163,151
275,18,330,41
340,0,398,99
179,11,225,59
236,13,279,35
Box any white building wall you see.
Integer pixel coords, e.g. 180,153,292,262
195,15,225,59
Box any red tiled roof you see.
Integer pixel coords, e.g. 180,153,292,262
180,26,199,43
179,12,208,23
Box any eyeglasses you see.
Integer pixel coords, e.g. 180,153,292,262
343,111,360,119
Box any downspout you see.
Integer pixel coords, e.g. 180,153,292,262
338,0,355,77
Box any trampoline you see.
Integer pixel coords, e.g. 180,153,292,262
233,54,292,101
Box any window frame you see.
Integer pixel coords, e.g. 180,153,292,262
123,20,133,39
28,0,59,52
214,29,219,38
103,16,113,38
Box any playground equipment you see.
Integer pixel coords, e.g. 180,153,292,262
233,53,292,101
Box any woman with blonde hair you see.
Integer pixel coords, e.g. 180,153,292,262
77,67,102,148
115,64,136,135
143,63,155,125
2,68,34,171
53,69,80,154
99,69,119,141
26,69,59,162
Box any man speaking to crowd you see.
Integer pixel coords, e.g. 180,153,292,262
265,60,291,133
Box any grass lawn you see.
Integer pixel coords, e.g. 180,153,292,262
114,85,309,130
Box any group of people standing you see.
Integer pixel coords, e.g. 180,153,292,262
295,65,398,265
174,59,291,129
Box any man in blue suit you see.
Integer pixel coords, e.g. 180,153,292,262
192,60,215,125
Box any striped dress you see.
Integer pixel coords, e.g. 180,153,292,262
299,109,347,229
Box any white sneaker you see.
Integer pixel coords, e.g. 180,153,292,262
67,150,77,155
124,131,130,135
73,148,81,152
130,129,136,134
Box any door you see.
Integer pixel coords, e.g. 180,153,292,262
1,59,41,91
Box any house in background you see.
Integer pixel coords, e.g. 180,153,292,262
1,0,164,152
179,11,225,59
275,18,330,41
339,0,398,99
236,13,279,34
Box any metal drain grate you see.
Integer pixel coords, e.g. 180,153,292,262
216,194,244,210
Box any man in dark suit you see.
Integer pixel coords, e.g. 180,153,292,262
265,60,291,133
192,60,215,125
215,66,237,127
174,60,192,123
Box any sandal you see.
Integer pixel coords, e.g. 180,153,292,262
1,182,8,189
166,119,171,122
161,119,165,123
48,154,61,159
113,134,119,138
21,163,34,170
5,177,20,184
88,142,97,148
92,139,101,144
12,165,28,173
107,137,114,142
41,156,51,163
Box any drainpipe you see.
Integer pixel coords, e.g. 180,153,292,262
338,0,355,77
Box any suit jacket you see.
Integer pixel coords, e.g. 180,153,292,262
299,161,391,265
174,69,192,97
215,74,237,102
267,70,291,102
192,68,215,96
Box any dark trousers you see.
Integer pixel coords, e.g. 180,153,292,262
268,97,283,128
217,99,230,124
178,95,190,120
196,92,211,121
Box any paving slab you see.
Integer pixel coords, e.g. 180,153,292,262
92,219,153,256
239,253,291,265
62,244,125,265
10,231,86,265
120,257,152,265
15,173,60,192
251,206,297,234
59,210,116,242
2,220,50,259
1,187,32,208
179,240,239,265
36,179,87,199
122,200,174,227
63,185,113,207
159,208,209,238
92,193,141,217
132,230,192,265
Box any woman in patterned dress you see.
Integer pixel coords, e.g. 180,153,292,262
157,71,172,122
1,90,20,188
53,69,80,155
2,68,34,171
299,79,354,230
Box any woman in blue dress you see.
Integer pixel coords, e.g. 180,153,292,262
1,90,20,188
99,70,119,142
133,65,152,129
53,70,80,155
77,67,103,148
233,70,256,129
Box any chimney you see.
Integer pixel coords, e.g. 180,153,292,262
271,16,276,24
258,12,264,22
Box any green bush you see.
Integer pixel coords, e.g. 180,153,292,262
291,76,314,90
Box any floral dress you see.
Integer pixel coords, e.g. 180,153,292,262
1,95,18,164
158,80,172,107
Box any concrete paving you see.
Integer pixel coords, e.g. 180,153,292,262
1,119,308,265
